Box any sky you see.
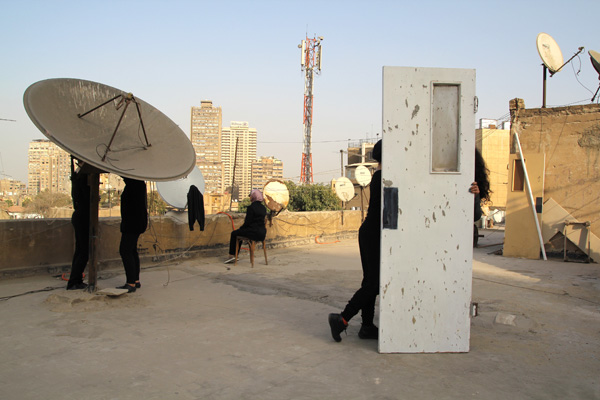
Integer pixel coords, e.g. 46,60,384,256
1,0,599,184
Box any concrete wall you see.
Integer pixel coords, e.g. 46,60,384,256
0,210,361,278
477,128,510,209
510,99,600,238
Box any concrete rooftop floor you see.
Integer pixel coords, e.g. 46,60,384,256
0,228,599,400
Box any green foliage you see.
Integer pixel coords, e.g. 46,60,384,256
4,199,13,207
148,191,167,216
100,189,120,208
22,198,31,207
25,190,72,218
238,197,269,213
237,197,252,213
284,181,342,212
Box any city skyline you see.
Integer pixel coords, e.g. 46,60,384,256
2,1,599,184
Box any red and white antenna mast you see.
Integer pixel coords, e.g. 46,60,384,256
298,35,323,184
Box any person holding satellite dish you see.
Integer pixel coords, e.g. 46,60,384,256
116,178,148,292
66,159,91,290
328,139,382,342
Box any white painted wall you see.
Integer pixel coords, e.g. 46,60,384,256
379,67,476,353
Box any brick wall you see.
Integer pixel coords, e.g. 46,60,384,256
510,99,600,237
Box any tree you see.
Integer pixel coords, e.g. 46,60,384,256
4,199,13,207
237,197,252,213
25,190,72,218
284,181,342,212
148,191,167,216
100,188,120,208
238,196,269,213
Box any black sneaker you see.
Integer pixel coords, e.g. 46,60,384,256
116,284,136,293
358,324,378,340
328,313,347,342
135,282,141,288
66,282,88,290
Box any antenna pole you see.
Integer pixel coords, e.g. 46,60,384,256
229,136,240,211
87,172,100,292
298,35,323,184
542,65,547,108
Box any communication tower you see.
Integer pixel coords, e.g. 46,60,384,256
298,35,323,184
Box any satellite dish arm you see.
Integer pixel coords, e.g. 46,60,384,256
550,47,584,76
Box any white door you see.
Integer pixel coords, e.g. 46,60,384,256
379,67,476,353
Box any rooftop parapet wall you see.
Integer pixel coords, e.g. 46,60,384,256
0,210,362,278
509,99,600,237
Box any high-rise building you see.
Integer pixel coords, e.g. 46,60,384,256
221,121,257,201
251,156,283,191
27,139,71,196
190,101,224,194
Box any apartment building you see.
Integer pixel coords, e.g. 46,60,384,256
221,121,257,201
27,139,71,196
190,101,224,194
251,156,283,191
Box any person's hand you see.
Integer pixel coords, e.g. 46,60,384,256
469,182,480,194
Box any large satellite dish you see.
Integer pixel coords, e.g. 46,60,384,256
589,50,600,101
23,78,195,181
536,33,564,74
157,166,205,209
263,179,289,213
535,33,584,107
334,177,355,202
354,165,372,187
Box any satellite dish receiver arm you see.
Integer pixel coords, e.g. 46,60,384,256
550,46,585,77
77,92,152,162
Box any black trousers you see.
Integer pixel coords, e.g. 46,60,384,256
228,228,264,256
68,219,89,287
341,224,380,326
120,232,141,284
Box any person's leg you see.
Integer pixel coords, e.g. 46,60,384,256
340,227,377,322
119,233,138,286
358,231,380,339
330,227,379,342
67,220,89,289
228,229,240,256
132,233,141,285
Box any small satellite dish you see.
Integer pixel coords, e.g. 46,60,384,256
263,179,289,213
23,78,195,181
589,50,600,101
156,166,205,209
536,33,564,74
354,165,372,187
334,177,355,202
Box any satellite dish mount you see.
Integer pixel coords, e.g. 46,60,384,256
78,92,152,161
536,33,584,108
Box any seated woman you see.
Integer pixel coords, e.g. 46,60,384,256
225,190,267,264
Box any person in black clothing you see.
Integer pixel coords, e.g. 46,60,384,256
224,189,267,264
470,148,491,220
67,161,91,290
470,149,492,246
116,178,148,293
329,139,382,342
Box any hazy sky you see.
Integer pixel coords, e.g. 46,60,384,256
1,0,599,184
